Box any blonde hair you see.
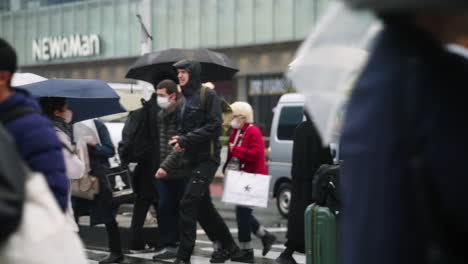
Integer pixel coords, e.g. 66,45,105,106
230,101,254,123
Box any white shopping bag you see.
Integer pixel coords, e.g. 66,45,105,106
222,170,272,208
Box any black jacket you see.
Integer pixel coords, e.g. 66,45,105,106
287,118,332,252
176,61,222,166
158,96,185,176
133,94,160,199
0,125,25,244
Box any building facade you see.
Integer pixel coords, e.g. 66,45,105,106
0,0,328,134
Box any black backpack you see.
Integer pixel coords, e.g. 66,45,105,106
312,164,341,216
118,99,151,163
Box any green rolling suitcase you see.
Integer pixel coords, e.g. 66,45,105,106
305,203,338,264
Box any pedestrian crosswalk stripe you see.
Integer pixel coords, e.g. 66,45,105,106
195,239,213,245
200,247,306,264
125,252,158,259
196,227,287,235
272,244,286,250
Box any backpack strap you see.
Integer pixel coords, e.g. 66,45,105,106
0,108,39,124
200,85,207,110
199,85,215,157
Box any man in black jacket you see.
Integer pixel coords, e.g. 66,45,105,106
123,91,160,251
276,112,332,264
152,79,187,260
169,59,239,264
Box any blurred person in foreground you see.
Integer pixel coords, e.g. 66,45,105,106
153,79,188,260
39,97,85,231
170,59,239,264
222,101,277,263
0,124,25,245
339,1,468,263
0,38,68,212
276,111,332,264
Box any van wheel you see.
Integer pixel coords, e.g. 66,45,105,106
277,182,291,218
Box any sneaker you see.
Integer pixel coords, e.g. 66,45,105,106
172,258,191,264
98,253,124,264
153,247,178,260
128,244,154,254
210,245,240,263
275,254,297,264
261,231,277,256
231,249,254,263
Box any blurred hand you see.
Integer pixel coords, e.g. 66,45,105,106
203,82,215,89
229,143,235,152
168,135,179,146
169,136,184,152
155,168,167,179
173,143,184,152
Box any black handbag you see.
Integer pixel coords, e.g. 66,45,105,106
102,165,136,205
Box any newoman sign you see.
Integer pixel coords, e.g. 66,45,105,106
32,34,100,61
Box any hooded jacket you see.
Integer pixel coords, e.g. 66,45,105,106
0,88,68,212
173,60,223,165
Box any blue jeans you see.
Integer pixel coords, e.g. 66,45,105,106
156,178,187,248
236,206,260,243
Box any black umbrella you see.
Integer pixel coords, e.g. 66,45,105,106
125,48,239,84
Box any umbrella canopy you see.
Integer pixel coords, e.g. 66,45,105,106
20,78,126,123
11,73,47,87
288,2,381,145
125,48,239,84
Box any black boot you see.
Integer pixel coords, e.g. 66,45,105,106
231,249,254,263
173,258,191,264
99,253,124,264
210,244,240,263
275,251,297,264
261,230,277,256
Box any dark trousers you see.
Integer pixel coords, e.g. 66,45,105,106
235,206,260,243
106,219,122,254
156,178,187,248
130,196,158,249
177,160,236,261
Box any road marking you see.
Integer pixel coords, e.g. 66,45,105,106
200,247,305,264
197,227,287,235
196,239,213,245
272,244,286,249
126,252,157,259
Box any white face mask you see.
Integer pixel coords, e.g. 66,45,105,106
63,109,73,124
157,96,170,109
230,118,240,129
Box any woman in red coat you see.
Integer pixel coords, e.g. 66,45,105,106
223,101,277,263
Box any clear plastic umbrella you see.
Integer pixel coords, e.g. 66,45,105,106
288,1,382,145
11,73,47,87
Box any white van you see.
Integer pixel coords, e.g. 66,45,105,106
268,93,305,217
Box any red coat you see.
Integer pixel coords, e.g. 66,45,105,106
223,123,267,175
